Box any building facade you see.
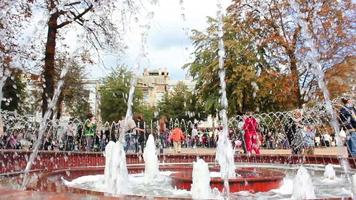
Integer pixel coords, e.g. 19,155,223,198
81,79,101,120
137,68,195,107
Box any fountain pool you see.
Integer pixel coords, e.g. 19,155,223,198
0,150,354,199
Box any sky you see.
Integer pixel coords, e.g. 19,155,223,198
87,0,232,81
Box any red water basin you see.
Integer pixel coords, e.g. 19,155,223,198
170,167,285,193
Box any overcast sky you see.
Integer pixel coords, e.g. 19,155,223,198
88,0,232,80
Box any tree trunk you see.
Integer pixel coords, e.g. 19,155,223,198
42,13,58,116
288,50,303,108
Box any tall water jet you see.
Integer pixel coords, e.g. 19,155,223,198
324,164,336,180
21,66,69,189
104,141,116,193
290,0,351,185
191,158,212,199
112,141,129,194
117,10,152,145
143,134,159,183
215,0,235,196
352,174,356,195
109,5,155,194
292,166,316,199
95,127,130,194
0,68,11,133
0,68,10,110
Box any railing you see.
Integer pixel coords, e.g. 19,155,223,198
0,96,354,155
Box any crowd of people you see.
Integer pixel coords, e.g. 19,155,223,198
0,97,355,157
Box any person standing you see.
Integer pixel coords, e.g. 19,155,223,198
100,122,110,151
339,97,356,157
323,133,331,147
242,112,260,155
302,125,315,155
285,110,304,155
0,116,4,138
135,115,146,153
65,120,76,151
84,113,96,151
0,116,4,148
266,132,274,149
159,116,168,153
191,124,198,148
170,125,185,153
120,116,136,152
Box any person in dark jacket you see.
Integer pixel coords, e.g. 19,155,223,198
135,115,146,153
339,97,356,157
284,110,304,155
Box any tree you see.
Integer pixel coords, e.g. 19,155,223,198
1,70,27,113
319,56,356,100
99,66,143,123
1,0,34,106
38,0,131,115
158,82,207,121
0,1,33,67
186,16,296,116
227,0,354,107
67,95,90,121
54,53,90,119
135,104,155,123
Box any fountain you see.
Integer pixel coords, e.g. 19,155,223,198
215,0,236,196
324,164,337,180
290,0,352,186
0,0,355,200
104,141,128,194
191,158,212,199
292,166,316,199
0,107,355,198
143,134,159,183
0,91,355,199
353,174,356,195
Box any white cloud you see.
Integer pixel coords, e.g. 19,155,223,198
91,0,232,80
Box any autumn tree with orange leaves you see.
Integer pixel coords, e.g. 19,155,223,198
186,16,296,116
186,0,354,116
228,0,354,107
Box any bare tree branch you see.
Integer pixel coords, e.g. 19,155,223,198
57,3,93,29
64,1,81,6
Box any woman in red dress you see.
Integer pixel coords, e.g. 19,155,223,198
243,112,260,155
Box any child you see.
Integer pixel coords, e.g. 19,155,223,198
303,125,315,155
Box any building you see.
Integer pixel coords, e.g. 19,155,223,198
22,75,102,121
81,79,102,120
137,68,169,107
137,68,195,107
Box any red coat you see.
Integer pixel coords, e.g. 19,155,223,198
243,117,258,136
170,128,185,142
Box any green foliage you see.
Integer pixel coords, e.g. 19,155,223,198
158,82,207,121
135,104,155,123
99,66,143,122
55,54,91,120
1,71,27,113
185,15,298,116
68,97,91,121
